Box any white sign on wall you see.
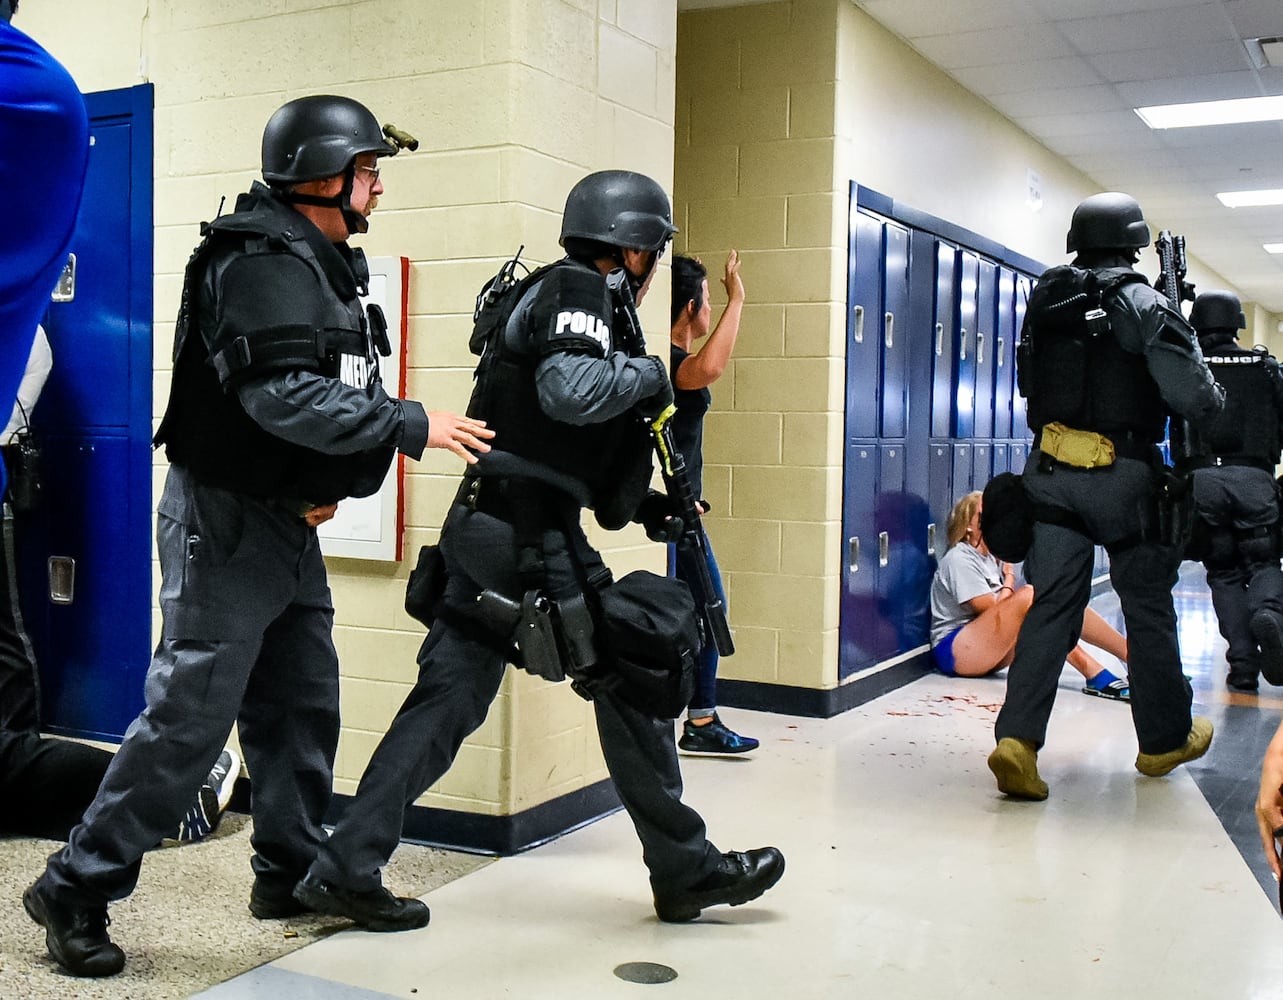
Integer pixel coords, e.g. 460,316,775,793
318,255,408,562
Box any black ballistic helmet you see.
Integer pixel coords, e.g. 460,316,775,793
1189,289,1246,333
1066,192,1151,253
261,95,393,185
560,170,678,253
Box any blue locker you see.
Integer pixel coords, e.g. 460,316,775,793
993,268,1017,438
993,442,1010,476
954,252,979,438
880,223,910,438
1012,273,1033,441
973,259,998,438
840,441,880,677
951,442,972,502
846,209,884,439
876,444,930,654
1010,440,1028,475
972,441,992,491
928,441,952,560
18,86,154,740
930,242,958,440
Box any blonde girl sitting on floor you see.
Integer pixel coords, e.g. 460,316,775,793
928,491,1131,700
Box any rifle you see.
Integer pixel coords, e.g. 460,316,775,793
604,269,736,656
1154,229,1195,463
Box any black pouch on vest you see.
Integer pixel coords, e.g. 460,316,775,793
593,571,699,719
980,472,1034,563
4,431,43,515
405,544,448,628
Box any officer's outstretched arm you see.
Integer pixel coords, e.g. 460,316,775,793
534,350,667,426
1133,299,1224,426
238,369,430,457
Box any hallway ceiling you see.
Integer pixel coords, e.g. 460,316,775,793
850,0,1283,314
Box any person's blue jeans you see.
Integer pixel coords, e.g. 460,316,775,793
668,538,724,718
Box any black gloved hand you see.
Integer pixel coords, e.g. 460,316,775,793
634,489,685,544
633,357,674,420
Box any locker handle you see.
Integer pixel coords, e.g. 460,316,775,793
997,336,1005,368
878,531,889,568
48,556,75,605
884,311,894,349
976,330,985,366
927,522,937,555
848,536,860,573
959,327,967,361
853,305,865,344
935,322,944,356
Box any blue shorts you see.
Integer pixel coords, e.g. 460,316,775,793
931,627,963,677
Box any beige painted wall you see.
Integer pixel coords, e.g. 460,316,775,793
19,0,676,818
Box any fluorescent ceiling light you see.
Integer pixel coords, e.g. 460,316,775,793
1266,243,1283,254
1135,95,1283,129
1216,189,1283,208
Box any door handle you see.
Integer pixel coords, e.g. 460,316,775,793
935,322,944,356
848,536,860,573
884,312,894,349
977,330,985,366
959,327,967,361
879,531,889,568
853,305,865,344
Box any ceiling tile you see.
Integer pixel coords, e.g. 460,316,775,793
912,24,1074,69
951,56,1104,95
1056,4,1237,55
1224,0,1283,39
1087,40,1252,82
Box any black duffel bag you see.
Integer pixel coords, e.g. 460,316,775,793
592,570,699,719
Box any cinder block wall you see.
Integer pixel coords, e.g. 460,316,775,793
675,1,846,692
21,0,677,820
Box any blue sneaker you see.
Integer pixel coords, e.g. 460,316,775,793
175,748,239,842
678,714,758,754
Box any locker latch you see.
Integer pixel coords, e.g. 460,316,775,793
51,253,76,303
48,556,76,605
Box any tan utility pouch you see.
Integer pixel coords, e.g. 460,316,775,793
1040,422,1115,469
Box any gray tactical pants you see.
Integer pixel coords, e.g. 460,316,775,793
307,502,721,897
43,464,339,905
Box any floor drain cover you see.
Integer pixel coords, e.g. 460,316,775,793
613,961,678,984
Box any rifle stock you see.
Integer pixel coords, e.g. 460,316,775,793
1155,229,1194,462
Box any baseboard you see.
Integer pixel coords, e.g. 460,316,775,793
717,648,934,719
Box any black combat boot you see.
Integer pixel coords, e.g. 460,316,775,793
293,873,430,932
652,846,785,922
23,877,125,978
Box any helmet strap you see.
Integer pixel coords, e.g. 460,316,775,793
279,166,365,235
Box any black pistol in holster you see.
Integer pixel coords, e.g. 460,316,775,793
473,586,598,688
1153,467,1195,549
603,269,735,657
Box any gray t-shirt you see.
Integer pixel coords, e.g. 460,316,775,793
929,543,1002,646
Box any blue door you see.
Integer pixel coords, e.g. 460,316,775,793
954,252,979,438
973,259,998,439
18,85,153,740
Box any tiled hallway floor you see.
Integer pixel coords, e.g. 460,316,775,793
197,563,1283,1000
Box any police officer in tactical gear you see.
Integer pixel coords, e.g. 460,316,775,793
25,95,493,978
1181,289,1283,691
291,169,785,931
989,192,1224,801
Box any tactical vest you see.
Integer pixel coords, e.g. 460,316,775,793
467,258,649,513
1017,265,1166,442
1192,342,1281,465
155,188,391,504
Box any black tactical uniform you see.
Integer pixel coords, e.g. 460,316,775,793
29,96,428,976
990,193,1224,800
296,171,784,930
1182,290,1283,691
